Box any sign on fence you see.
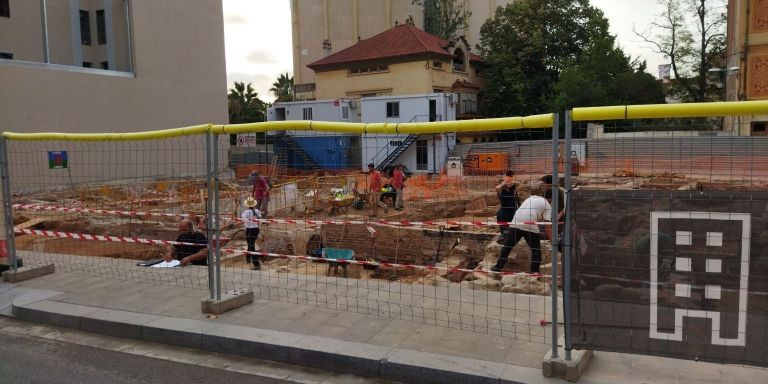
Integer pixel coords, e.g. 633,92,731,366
47,151,67,169
570,190,768,367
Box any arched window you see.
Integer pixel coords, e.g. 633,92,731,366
452,48,466,72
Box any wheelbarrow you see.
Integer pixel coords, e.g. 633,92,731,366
322,248,355,277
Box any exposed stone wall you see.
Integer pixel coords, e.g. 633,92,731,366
321,223,496,265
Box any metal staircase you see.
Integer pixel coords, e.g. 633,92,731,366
376,134,418,171
274,132,322,170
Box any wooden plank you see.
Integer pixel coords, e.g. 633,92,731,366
14,217,47,230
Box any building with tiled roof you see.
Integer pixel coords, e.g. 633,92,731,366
304,24,485,119
289,0,514,94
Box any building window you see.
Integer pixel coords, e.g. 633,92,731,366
462,99,476,114
452,48,466,72
100,61,109,70
96,10,107,45
302,107,313,120
349,65,388,75
0,0,9,18
0,52,12,60
752,122,767,135
386,102,399,118
82,62,92,68
416,140,428,170
389,141,403,147
432,61,443,68
80,10,92,45
341,105,349,120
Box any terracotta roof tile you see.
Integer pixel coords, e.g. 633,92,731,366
309,25,456,71
451,79,481,90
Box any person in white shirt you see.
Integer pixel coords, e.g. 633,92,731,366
241,197,262,270
491,190,553,273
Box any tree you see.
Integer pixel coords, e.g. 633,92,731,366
269,73,294,102
413,0,471,41
478,0,665,117
634,0,726,102
228,81,268,124
552,42,666,111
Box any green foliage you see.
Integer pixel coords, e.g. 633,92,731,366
635,0,726,102
228,81,268,124
414,0,471,41
478,0,666,116
270,73,294,102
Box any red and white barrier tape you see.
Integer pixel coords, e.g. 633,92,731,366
12,203,556,227
128,197,174,204
13,203,185,218
14,227,551,279
14,228,229,247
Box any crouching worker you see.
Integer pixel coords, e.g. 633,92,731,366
491,190,553,274
165,219,209,266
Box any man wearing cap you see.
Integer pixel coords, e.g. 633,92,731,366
367,163,388,217
241,196,262,270
165,219,208,266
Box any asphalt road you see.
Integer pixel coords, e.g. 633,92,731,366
0,331,290,384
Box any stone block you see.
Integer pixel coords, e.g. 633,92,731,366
141,317,217,349
80,308,160,339
202,324,300,363
2,264,55,283
542,342,593,382
200,288,253,315
12,299,96,329
381,348,504,384
288,335,391,378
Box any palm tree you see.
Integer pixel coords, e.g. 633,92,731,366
269,73,294,102
228,81,266,124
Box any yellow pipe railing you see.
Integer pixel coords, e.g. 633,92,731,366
2,114,555,142
572,100,768,121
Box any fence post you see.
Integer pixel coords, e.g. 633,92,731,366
563,110,574,361
212,130,222,301
205,131,215,299
550,113,560,359
0,136,18,271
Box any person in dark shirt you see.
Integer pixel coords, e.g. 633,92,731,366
165,219,209,266
495,171,519,240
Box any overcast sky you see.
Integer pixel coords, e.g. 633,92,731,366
222,0,668,102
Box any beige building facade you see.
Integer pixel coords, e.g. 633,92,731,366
290,0,513,98
308,25,486,118
0,0,228,134
726,0,768,135
0,0,228,198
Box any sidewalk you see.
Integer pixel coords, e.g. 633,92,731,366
1,271,766,384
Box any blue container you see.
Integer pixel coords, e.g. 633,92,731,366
277,136,359,170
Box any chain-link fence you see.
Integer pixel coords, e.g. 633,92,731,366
7,101,765,367
1,114,566,344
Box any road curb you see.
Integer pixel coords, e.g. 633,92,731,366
12,298,542,384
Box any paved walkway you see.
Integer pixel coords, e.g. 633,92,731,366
1,266,766,383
